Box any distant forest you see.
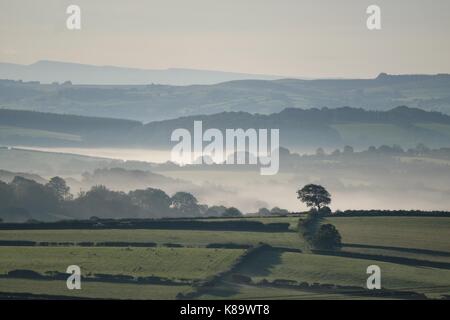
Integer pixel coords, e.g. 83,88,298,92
0,176,267,222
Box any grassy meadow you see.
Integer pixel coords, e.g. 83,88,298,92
0,215,449,300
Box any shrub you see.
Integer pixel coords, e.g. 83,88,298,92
312,224,342,250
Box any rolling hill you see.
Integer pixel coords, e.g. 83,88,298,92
0,72,449,122
2,106,450,150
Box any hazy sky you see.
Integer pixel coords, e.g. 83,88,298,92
1,0,450,78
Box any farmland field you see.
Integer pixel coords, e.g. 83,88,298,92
0,278,191,300
0,215,449,300
0,229,301,248
233,249,450,299
0,247,244,280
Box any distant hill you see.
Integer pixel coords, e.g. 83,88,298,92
0,169,46,184
133,106,450,150
0,72,449,121
2,107,450,150
0,109,141,146
0,60,282,86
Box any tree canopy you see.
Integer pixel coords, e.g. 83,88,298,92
297,184,331,211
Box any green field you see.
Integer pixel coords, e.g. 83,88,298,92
0,215,449,300
197,282,394,300
0,278,191,300
234,249,450,299
329,216,450,252
0,247,244,281
0,229,301,248
207,216,450,259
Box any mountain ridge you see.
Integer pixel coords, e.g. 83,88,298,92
0,60,283,86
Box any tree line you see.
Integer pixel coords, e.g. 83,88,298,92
0,176,243,222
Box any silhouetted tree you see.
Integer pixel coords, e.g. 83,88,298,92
205,205,227,217
257,208,271,216
171,192,200,216
0,181,14,208
271,207,289,215
343,145,354,154
10,176,59,216
223,207,243,217
129,188,171,217
46,176,72,201
297,184,331,211
69,185,139,219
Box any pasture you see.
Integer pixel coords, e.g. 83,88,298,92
0,215,449,299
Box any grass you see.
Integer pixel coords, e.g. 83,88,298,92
197,281,392,300
0,246,244,281
0,216,449,299
327,216,450,253
0,278,191,300
234,249,450,299
208,216,450,252
0,229,301,248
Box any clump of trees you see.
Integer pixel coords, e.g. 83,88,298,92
254,207,290,216
296,184,341,251
0,176,244,222
0,176,65,222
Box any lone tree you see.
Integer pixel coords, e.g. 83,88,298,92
297,184,331,211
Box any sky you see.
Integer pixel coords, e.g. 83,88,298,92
1,0,450,78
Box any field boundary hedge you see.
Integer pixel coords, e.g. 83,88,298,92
313,250,450,270
251,279,429,300
1,269,191,286
0,219,292,232
329,210,450,217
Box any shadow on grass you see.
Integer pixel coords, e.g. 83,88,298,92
198,283,240,298
232,247,283,278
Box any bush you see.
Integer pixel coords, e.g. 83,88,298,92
312,224,342,250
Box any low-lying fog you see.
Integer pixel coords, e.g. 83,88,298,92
2,146,450,213
14,146,172,163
